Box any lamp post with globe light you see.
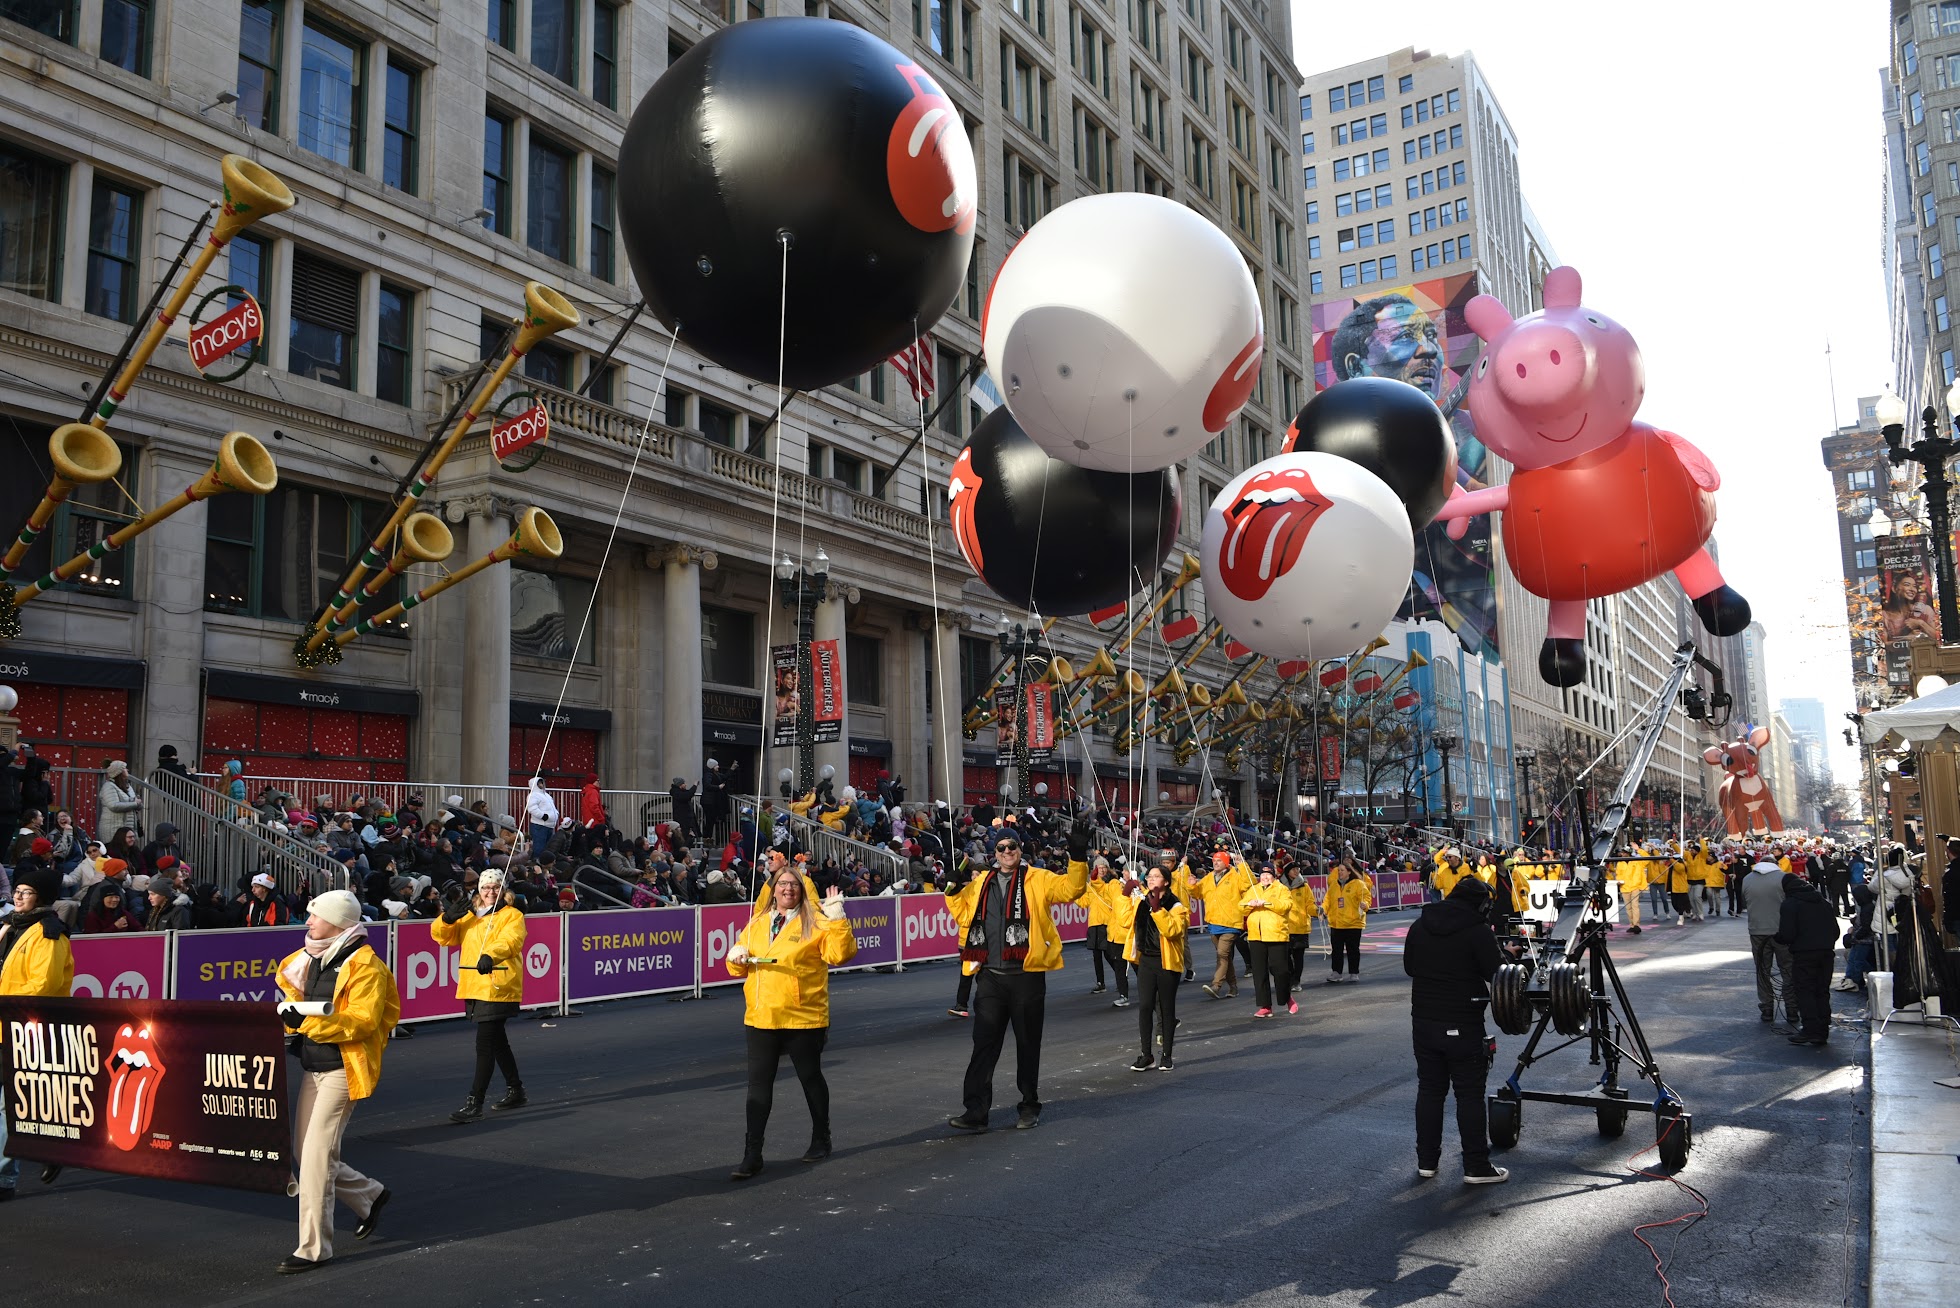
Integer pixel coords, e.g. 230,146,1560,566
775,548,830,796
1876,386,1960,642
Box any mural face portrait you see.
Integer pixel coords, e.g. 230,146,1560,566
1335,297,1442,398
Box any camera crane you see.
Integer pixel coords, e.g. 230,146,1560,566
1486,641,1725,1171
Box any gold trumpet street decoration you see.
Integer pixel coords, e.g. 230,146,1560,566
960,615,1059,732
1111,552,1201,658
3,424,123,574
333,507,561,645
89,155,295,430
350,511,455,605
1,433,278,638
301,281,579,665
1375,650,1429,699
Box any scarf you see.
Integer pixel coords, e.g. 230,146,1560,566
0,908,55,973
961,866,1031,964
283,924,366,992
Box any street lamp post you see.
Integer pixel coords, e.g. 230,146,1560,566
996,615,1046,805
1514,748,1536,846
1877,386,1960,642
774,547,830,796
1435,732,1459,836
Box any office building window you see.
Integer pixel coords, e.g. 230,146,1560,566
1328,83,1345,112
382,59,418,193
1933,242,1946,279
101,0,151,74
1339,263,1356,288
1302,164,1316,189
1359,258,1377,284
228,231,266,306
298,17,365,169
1072,9,1113,99
206,487,401,625
237,0,282,132
377,281,414,406
845,634,882,704
1946,348,1957,386
1377,217,1395,242
1302,130,1314,154
1307,234,1321,259
533,0,577,86
1912,90,1926,126
593,2,619,108
288,249,360,389
0,144,66,303
1938,2,1960,36
1298,92,1311,119
1272,218,1291,272
1854,547,1878,570
1398,73,1413,93
1305,200,1319,223
589,164,615,281
1939,294,1951,332
490,0,515,50
1411,244,1426,272
1918,141,1933,176
698,398,737,446
1309,270,1323,294
1380,253,1397,280
1184,125,1216,200
1076,109,1115,190
84,179,141,323
525,339,572,389
1367,74,1384,101
701,605,757,687
483,109,513,235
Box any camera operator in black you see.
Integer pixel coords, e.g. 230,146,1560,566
1403,876,1509,1185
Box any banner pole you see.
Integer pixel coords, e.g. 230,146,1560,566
559,913,571,1017
693,906,704,999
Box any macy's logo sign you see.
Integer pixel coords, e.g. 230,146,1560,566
297,690,341,706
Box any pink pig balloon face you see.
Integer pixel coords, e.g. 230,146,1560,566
1463,266,1645,469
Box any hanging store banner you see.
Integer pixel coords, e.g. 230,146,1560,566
186,288,264,382
770,644,802,749
492,393,552,472
1024,682,1055,763
1319,736,1343,779
1876,535,1936,692
993,685,1019,768
810,639,843,744
0,996,293,1194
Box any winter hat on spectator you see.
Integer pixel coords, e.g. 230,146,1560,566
14,863,60,904
478,868,507,891
251,873,277,891
29,837,52,858
446,795,464,807
558,888,578,907
99,858,128,879
154,854,179,871
306,889,363,929
707,870,726,885
105,760,128,777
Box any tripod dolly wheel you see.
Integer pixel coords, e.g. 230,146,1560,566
1491,962,1532,1035
1548,962,1590,1036
1656,1104,1692,1171
1595,1103,1627,1138
1487,1095,1520,1150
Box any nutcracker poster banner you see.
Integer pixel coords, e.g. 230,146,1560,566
770,644,801,749
1024,682,1055,764
993,685,1020,768
810,638,843,744
1,996,293,1194
1319,736,1343,779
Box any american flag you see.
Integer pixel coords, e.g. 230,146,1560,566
890,334,935,401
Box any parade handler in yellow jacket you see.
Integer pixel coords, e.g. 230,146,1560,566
432,868,529,1124
945,818,1093,1132
1196,850,1255,1000
1241,864,1296,1017
273,889,399,1274
0,864,73,1201
1123,868,1190,1071
1324,858,1375,983
1614,854,1648,935
724,867,857,1179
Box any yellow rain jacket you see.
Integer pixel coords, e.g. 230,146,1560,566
943,859,1091,972
819,803,851,831
432,905,527,1004
1172,862,1201,918
1123,892,1191,974
1195,861,1254,930
1098,877,1138,945
1431,859,1468,898
1701,845,1728,890
1081,876,1113,931
1284,876,1319,935
727,902,858,1028
1613,857,1647,897
1665,855,1690,894
1239,878,1295,943
275,942,399,1101
0,917,73,997
1324,871,1374,930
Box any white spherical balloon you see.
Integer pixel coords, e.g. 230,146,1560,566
1199,452,1413,659
982,193,1263,473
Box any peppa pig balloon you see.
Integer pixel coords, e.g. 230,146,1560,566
1433,266,1751,686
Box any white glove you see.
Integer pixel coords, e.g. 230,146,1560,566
727,943,750,966
821,888,847,920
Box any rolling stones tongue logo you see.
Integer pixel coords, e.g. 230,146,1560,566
887,62,978,235
107,1022,166,1152
1218,467,1331,602
948,446,985,571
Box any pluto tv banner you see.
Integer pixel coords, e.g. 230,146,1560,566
1,996,291,1194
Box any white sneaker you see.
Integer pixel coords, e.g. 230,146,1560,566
1416,1165,1438,1179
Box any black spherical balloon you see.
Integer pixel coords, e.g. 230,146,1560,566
617,18,977,391
1281,377,1457,526
950,408,1181,616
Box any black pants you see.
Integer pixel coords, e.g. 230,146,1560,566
1330,927,1363,975
962,969,1047,1117
1726,880,1744,915
1103,942,1129,998
745,1025,829,1140
1828,876,1851,915
1136,966,1180,1058
470,1019,520,1099
1413,1017,1490,1170
954,968,974,1010
1288,935,1309,987
1087,927,1108,985
1248,940,1290,1010
1789,949,1834,1041
1234,933,1254,974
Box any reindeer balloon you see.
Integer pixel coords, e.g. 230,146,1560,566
1435,266,1751,685
1703,724,1784,837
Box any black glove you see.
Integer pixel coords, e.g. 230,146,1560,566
282,1006,307,1029
1067,818,1094,861
476,954,495,974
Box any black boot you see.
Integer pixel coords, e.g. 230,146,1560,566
449,1095,483,1124
730,1134,765,1180
800,1132,832,1163
1692,585,1751,637
1538,637,1586,687
491,1084,527,1111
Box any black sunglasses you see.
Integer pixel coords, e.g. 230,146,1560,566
995,842,1021,852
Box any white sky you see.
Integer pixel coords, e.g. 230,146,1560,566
1288,0,1890,788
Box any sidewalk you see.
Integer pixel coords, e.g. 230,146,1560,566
1870,1014,1960,1304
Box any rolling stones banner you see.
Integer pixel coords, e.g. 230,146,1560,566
1309,272,1499,659
810,638,843,744
1,996,292,1194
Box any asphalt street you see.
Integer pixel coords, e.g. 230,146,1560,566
2,911,1871,1307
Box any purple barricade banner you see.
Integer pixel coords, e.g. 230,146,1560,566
566,908,695,1001
1377,874,1401,911
897,893,962,962
69,933,169,1001
171,924,389,1002
840,898,898,969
